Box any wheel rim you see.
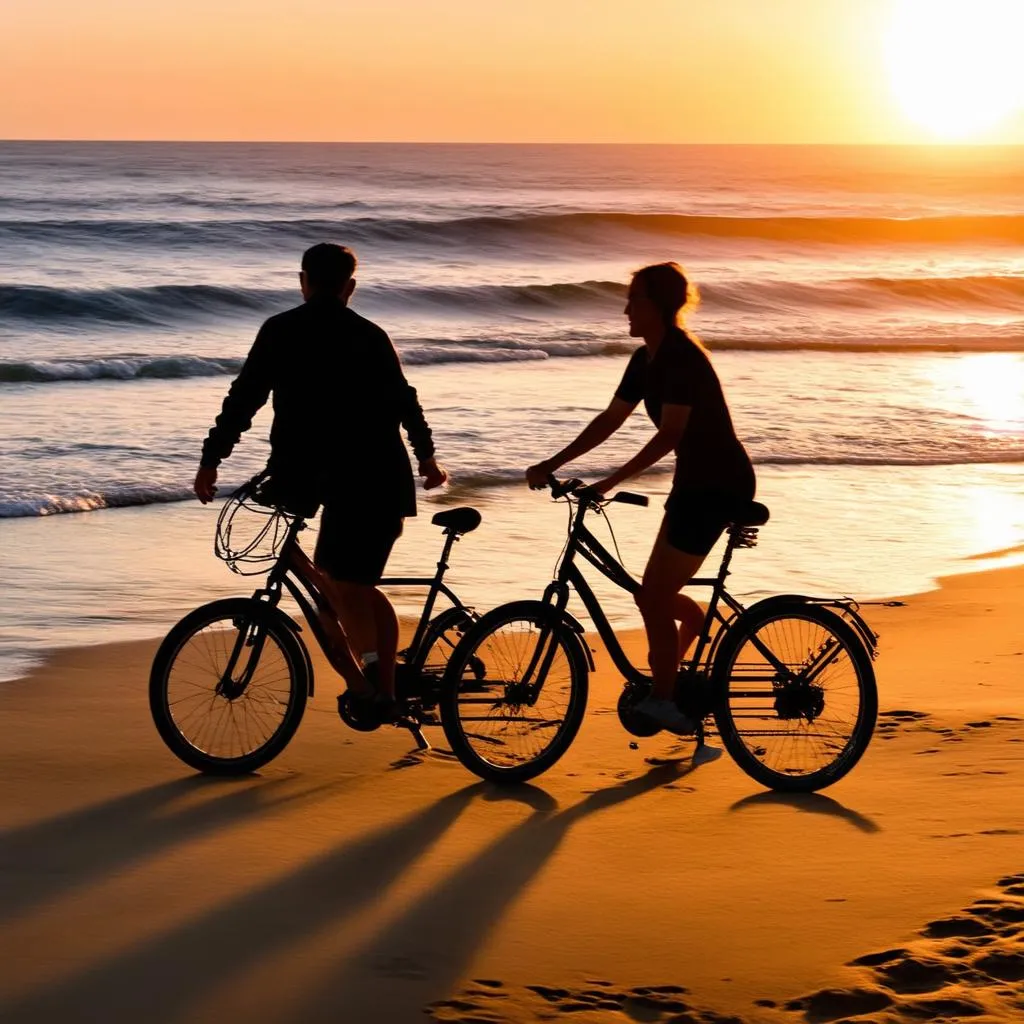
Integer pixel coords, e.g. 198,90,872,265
452,616,577,770
723,612,865,779
165,616,295,761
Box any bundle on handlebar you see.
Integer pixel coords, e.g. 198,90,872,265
544,474,649,509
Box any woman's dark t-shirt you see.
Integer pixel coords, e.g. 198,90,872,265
614,328,755,498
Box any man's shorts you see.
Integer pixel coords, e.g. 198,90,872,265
664,487,752,557
314,503,404,585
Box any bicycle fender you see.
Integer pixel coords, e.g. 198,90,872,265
731,594,878,660
558,610,596,672
482,601,595,675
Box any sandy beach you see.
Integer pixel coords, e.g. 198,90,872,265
0,561,1021,1023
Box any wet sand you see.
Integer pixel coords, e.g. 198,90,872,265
0,564,1022,1022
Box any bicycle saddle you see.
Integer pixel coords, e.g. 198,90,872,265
729,500,770,527
431,507,482,534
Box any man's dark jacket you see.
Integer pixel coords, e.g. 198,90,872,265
201,296,435,516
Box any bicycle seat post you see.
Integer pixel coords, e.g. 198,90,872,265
435,529,457,581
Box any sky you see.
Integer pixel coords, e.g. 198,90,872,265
2,0,1023,143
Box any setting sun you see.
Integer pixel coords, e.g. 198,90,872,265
886,0,1024,140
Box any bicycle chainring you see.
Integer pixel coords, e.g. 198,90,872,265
617,685,660,737
336,693,382,732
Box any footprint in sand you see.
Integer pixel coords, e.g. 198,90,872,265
428,980,745,1023
876,709,933,742
786,872,1024,1023
426,875,1024,1023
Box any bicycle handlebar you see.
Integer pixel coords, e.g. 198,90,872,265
543,474,649,508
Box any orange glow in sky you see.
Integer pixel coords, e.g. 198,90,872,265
2,0,1023,142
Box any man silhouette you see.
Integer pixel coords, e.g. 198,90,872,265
195,243,447,710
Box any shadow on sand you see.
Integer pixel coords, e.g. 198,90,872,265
0,759,703,1022
0,773,350,927
729,790,880,833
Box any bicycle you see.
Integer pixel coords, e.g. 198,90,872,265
149,476,483,774
440,476,879,791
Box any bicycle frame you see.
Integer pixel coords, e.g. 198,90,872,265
540,495,863,700
247,516,473,676
541,496,753,687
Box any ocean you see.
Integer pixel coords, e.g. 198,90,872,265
2,142,1023,681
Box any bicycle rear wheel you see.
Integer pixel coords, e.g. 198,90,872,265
416,607,476,677
712,600,876,792
397,607,476,708
440,601,588,784
150,598,308,775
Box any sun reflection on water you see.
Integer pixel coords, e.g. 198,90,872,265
929,353,1024,437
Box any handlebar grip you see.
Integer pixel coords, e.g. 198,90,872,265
613,491,649,507
549,475,583,499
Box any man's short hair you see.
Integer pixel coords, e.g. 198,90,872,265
301,243,357,293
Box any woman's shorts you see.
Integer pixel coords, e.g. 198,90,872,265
314,504,404,585
664,487,752,557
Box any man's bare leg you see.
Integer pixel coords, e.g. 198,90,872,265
287,546,369,695
333,583,400,702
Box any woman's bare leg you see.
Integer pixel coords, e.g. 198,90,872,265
645,593,706,669
636,518,705,701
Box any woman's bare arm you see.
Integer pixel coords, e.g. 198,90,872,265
527,397,636,485
592,402,690,493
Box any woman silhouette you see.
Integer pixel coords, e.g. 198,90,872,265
527,262,755,733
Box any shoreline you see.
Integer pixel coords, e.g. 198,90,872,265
7,533,1024,690
7,439,1024,688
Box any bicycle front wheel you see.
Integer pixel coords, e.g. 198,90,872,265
440,601,588,784
150,598,308,775
712,601,877,792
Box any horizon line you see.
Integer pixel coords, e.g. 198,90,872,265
2,138,1023,148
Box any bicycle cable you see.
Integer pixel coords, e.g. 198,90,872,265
594,500,630,577
551,495,573,580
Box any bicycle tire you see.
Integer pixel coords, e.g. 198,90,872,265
712,600,877,793
440,601,588,784
150,598,308,775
